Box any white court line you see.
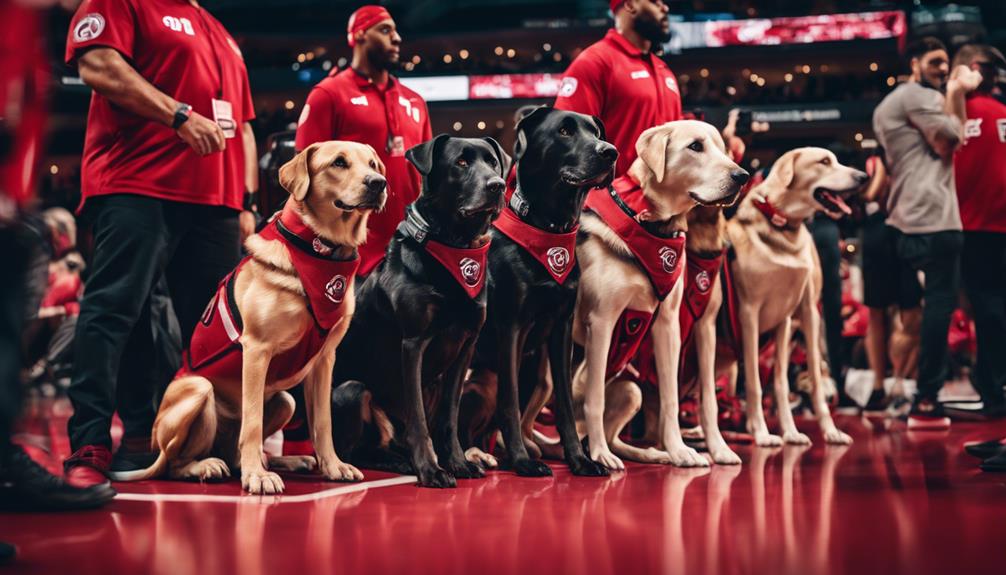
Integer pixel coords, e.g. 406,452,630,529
114,475,418,504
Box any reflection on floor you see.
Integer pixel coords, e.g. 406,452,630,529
3,398,1005,575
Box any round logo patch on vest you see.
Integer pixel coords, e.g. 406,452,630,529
695,270,711,294
325,275,347,304
546,247,570,275
659,246,679,274
312,237,333,256
73,14,106,43
459,257,482,287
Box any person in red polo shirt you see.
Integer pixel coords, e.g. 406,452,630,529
554,0,680,177
952,44,1006,469
62,0,259,487
296,5,431,277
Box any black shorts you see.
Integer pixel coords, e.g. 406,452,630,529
861,213,922,309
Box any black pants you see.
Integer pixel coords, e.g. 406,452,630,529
67,195,240,451
0,225,30,461
809,217,844,385
961,231,1006,409
894,230,964,402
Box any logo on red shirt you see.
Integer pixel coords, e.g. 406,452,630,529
459,257,483,287
665,77,679,93
162,16,195,36
659,246,679,274
546,247,571,276
73,14,105,43
998,119,1006,143
964,118,983,142
325,275,348,304
559,77,578,98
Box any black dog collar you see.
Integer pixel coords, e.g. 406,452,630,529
398,203,435,245
509,186,531,218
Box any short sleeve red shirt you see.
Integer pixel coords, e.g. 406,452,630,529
65,0,255,212
554,29,682,177
955,94,1006,233
296,68,432,276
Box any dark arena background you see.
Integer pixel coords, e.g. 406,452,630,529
2,1,1006,574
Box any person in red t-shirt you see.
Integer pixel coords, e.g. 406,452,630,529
554,0,680,177
952,45,1006,445
296,5,431,276
62,0,260,487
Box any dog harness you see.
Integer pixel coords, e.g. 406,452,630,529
584,176,686,379
492,185,578,285
398,204,490,299
177,208,360,382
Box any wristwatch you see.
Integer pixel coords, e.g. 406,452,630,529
243,190,259,213
172,103,193,130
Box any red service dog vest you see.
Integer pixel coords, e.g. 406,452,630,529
493,205,578,285
424,240,490,299
177,209,360,382
605,309,655,380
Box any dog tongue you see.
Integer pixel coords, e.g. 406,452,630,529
822,191,852,215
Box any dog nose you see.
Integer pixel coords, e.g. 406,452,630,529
598,143,618,163
730,169,750,186
854,170,869,185
365,175,387,194
486,177,505,196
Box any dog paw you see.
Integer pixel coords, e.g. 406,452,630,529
319,459,364,482
268,455,317,473
445,459,486,479
568,455,609,477
782,431,812,446
666,445,711,468
823,428,853,445
242,469,285,495
513,458,553,477
591,448,625,471
709,447,742,466
178,457,230,481
417,466,457,489
754,432,784,447
464,447,499,469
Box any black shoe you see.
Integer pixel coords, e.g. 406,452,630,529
109,447,158,475
907,397,950,430
864,389,890,411
964,438,1006,460
0,445,115,511
0,541,14,565
980,450,1006,472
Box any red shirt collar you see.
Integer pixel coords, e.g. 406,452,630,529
604,28,652,60
345,67,396,93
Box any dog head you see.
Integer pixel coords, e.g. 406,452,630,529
407,135,508,245
278,141,388,247
762,147,869,220
514,106,617,189
630,120,749,221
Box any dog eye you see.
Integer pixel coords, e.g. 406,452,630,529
558,127,571,137
333,157,348,168
369,160,377,170
820,157,832,166
688,141,704,152
456,158,469,167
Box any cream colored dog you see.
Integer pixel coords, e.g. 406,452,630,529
112,141,387,494
571,121,748,470
726,147,867,446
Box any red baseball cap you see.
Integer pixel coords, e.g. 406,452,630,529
610,1,625,12
347,5,392,47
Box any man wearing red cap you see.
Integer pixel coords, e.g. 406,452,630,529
554,0,679,177
296,5,431,276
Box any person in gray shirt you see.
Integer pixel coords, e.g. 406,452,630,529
873,37,983,429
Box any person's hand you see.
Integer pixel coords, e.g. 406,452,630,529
38,306,65,319
239,210,256,244
722,108,740,141
176,111,226,156
949,65,983,94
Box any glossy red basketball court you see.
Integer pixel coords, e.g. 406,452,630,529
3,398,1004,575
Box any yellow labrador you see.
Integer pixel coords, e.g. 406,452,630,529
726,147,867,446
112,141,387,494
571,121,748,470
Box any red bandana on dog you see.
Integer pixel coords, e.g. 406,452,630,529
681,250,725,340
493,206,578,285
423,240,490,299
584,176,686,300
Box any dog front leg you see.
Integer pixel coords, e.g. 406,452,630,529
498,324,551,476
549,315,607,476
305,340,364,482
238,341,285,494
582,310,623,470
740,307,781,447
773,317,810,445
402,336,455,488
799,292,852,445
434,335,486,479
695,284,741,464
651,296,708,468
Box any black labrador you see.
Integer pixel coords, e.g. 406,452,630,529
461,107,617,477
332,135,507,488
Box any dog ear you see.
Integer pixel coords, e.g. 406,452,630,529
278,143,320,201
591,115,608,143
772,150,800,189
406,134,450,176
513,105,552,161
482,137,511,178
367,144,387,176
636,124,672,184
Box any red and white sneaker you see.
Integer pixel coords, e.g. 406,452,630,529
64,445,112,488
907,399,950,431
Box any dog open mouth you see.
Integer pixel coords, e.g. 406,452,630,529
335,199,384,212
561,167,613,187
813,187,853,216
688,190,740,208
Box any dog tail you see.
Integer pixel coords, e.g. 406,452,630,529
108,449,168,482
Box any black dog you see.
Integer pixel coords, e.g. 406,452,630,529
461,107,617,477
332,135,507,488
